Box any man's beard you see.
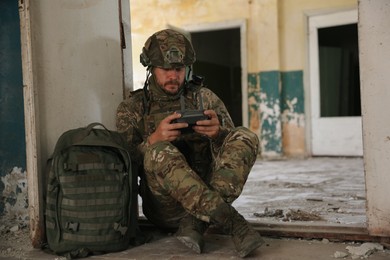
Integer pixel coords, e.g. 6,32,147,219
161,80,183,95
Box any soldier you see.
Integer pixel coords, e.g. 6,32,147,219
116,29,264,258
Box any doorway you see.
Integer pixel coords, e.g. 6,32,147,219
190,28,242,126
308,10,363,156
183,20,248,127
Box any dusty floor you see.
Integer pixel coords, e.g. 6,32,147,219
232,157,366,226
1,157,389,259
1,222,389,260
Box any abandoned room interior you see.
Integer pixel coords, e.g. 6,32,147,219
1,0,389,259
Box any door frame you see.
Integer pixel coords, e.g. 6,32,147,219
18,0,42,246
306,8,362,156
181,20,248,128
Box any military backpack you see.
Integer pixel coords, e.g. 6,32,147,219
44,122,138,258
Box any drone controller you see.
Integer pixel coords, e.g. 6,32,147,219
172,95,210,133
173,110,209,125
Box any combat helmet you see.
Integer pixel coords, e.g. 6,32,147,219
140,29,196,69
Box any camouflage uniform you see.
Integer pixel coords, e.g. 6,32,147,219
116,29,263,258
116,73,259,228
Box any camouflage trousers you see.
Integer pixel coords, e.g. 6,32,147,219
140,126,259,229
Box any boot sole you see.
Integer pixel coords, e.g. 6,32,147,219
176,235,203,254
237,237,264,258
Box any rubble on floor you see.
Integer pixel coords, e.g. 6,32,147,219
253,207,323,221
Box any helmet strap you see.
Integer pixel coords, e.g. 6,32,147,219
142,69,152,115
143,69,152,89
185,66,192,83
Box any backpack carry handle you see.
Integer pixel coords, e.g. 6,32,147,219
76,123,112,143
86,122,109,133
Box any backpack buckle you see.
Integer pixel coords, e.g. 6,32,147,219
65,222,79,232
114,222,128,235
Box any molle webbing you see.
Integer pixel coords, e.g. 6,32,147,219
44,123,136,255
64,162,124,172
60,197,121,207
62,233,121,243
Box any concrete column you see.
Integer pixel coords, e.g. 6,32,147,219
359,0,390,236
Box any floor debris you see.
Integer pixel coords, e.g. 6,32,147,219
334,250,349,258
346,242,384,259
253,208,323,221
253,207,284,218
283,209,323,221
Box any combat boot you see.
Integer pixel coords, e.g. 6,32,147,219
175,214,209,253
211,203,264,258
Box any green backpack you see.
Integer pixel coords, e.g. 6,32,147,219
45,123,138,258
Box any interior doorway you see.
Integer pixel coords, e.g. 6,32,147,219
182,20,248,127
308,9,363,156
318,24,361,118
190,28,242,126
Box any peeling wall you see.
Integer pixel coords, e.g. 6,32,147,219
1,167,28,222
259,71,282,156
248,70,305,157
0,0,27,218
281,71,305,156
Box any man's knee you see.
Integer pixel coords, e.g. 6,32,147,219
210,169,244,203
226,126,259,157
234,126,259,148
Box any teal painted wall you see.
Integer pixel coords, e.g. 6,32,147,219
281,71,304,125
259,71,282,156
0,0,27,216
248,70,304,157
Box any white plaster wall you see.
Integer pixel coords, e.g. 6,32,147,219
22,0,130,245
359,0,390,236
30,0,124,163
278,0,357,71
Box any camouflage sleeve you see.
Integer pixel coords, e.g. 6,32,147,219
199,87,234,149
116,92,146,164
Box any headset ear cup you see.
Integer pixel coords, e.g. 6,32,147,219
140,48,151,67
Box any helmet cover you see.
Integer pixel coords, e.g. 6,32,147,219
140,29,196,68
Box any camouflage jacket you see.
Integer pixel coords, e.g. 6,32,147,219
116,75,235,175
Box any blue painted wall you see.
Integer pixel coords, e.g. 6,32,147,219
0,0,26,215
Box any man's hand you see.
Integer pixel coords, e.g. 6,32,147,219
192,110,220,139
147,112,188,145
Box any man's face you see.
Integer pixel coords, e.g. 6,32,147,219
153,67,186,95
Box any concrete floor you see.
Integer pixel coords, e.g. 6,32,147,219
2,157,390,259
17,232,390,260
233,157,366,226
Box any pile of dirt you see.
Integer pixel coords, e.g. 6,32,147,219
0,217,33,259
